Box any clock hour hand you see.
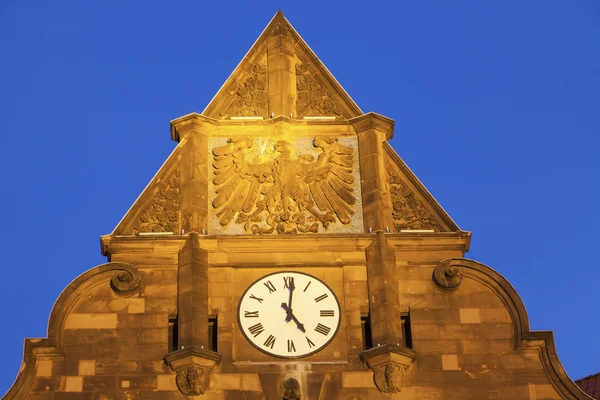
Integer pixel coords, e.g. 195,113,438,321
280,303,306,333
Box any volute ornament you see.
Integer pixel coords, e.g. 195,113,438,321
175,366,209,396
373,363,405,394
212,136,356,234
433,263,463,292
110,267,141,297
281,377,302,400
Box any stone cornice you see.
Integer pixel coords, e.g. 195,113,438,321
349,112,395,140
101,232,471,260
384,231,471,252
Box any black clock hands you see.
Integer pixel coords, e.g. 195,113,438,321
281,277,306,332
281,303,306,333
285,276,295,321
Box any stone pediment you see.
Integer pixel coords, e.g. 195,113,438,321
203,11,362,120
110,12,460,237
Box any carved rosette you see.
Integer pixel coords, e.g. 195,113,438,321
220,59,267,119
295,63,344,118
433,263,463,292
281,377,302,400
133,169,180,234
386,160,441,232
175,366,209,396
110,267,141,297
360,344,416,394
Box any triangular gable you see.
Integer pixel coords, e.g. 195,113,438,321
112,147,181,235
203,11,362,120
384,142,460,232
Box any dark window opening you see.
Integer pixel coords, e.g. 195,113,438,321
400,312,412,349
361,314,373,350
208,317,218,352
168,317,179,352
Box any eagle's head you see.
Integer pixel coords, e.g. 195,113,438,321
273,140,292,157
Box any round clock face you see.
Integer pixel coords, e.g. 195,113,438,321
237,271,341,359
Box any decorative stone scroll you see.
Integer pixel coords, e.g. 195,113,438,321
110,266,141,297
295,63,344,118
386,160,441,232
133,169,180,235
220,60,267,119
211,136,361,234
433,263,463,292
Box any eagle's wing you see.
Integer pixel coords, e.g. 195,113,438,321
212,137,271,225
303,137,356,224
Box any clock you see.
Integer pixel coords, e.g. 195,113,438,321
237,271,341,358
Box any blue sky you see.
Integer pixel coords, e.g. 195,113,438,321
1,0,599,394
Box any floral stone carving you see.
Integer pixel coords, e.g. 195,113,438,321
386,160,441,232
133,169,180,234
220,60,267,119
296,63,344,118
212,136,356,234
281,377,302,400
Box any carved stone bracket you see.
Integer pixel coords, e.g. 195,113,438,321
281,377,302,399
165,347,221,396
109,265,142,297
360,344,416,394
433,262,463,292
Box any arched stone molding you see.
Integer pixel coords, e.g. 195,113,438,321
434,258,592,400
3,262,141,399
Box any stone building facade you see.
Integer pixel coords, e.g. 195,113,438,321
4,11,592,400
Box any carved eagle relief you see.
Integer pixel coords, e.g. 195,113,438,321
211,136,356,234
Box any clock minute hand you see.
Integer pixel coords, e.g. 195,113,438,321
285,277,295,322
280,303,306,333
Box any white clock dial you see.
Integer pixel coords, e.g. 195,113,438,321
237,271,341,359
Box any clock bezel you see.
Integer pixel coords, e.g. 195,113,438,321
236,270,342,359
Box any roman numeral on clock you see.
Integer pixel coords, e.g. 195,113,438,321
283,276,294,289
244,311,259,318
320,310,334,317
315,323,331,336
306,336,315,348
304,281,312,292
249,294,263,303
287,339,296,353
248,323,264,337
314,293,328,302
264,335,276,349
264,280,276,293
